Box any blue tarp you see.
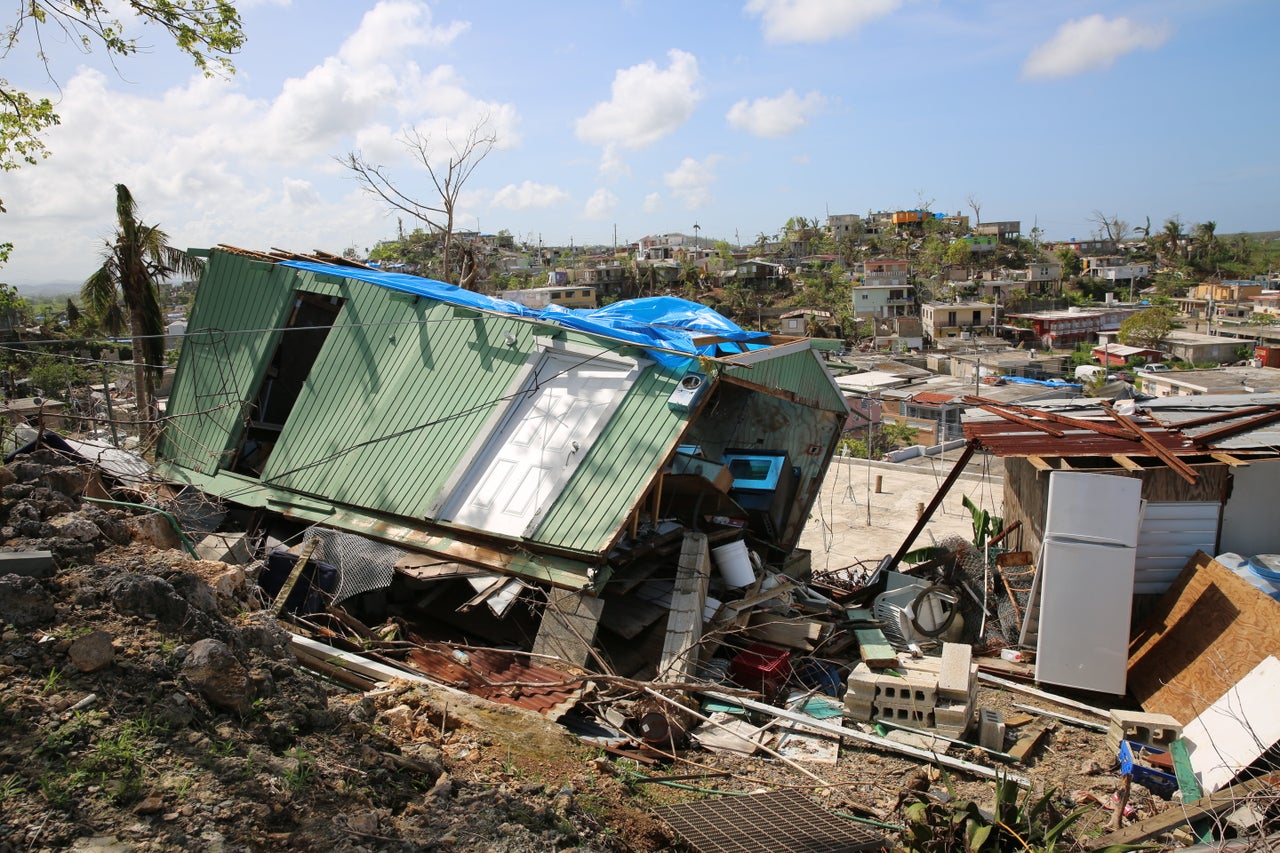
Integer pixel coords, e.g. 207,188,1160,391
999,376,1082,388
279,261,768,369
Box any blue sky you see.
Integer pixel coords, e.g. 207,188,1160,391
2,0,1278,290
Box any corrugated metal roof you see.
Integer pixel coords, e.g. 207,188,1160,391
403,644,588,720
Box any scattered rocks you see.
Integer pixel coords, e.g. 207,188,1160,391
181,638,253,715
68,629,116,672
0,573,57,627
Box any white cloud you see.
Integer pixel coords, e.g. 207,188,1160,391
664,156,720,209
339,1,469,68
726,89,828,138
744,0,900,43
491,181,570,210
583,188,619,220
0,2,525,287
574,49,701,152
642,193,662,213
1023,15,1170,80
598,144,632,181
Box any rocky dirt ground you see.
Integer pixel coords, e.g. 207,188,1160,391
0,448,1178,852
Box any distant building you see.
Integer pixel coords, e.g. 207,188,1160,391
974,220,1021,242
499,285,597,310
1136,366,1280,397
864,258,910,288
1006,306,1138,349
852,283,915,319
921,301,997,343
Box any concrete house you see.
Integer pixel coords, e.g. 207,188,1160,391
156,248,850,594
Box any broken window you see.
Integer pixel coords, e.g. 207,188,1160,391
230,291,343,477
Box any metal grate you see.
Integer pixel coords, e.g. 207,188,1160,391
658,790,885,853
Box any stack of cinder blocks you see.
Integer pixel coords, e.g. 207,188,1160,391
842,643,977,738
934,643,978,739
1106,710,1183,754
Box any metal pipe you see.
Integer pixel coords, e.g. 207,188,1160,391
81,496,199,558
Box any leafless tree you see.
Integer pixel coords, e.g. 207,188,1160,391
339,116,497,286
1088,210,1131,245
966,193,982,225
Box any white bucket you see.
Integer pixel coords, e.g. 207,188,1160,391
712,540,755,588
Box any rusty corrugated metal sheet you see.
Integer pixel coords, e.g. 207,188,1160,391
963,419,1197,457
403,643,588,720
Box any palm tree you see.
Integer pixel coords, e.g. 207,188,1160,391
82,184,203,443
1193,220,1217,268
1160,217,1186,264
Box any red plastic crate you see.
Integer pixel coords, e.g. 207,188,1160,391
730,643,792,695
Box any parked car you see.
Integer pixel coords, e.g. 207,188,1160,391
1138,363,1171,373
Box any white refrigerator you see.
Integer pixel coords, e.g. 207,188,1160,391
1034,471,1143,695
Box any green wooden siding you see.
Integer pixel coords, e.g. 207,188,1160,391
731,348,848,413
262,282,532,520
158,251,695,557
158,257,295,474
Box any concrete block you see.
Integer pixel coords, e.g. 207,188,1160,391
935,702,972,732
978,708,1006,751
842,696,874,721
875,677,936,708
875,704,934,728
0,550,55,578
1106,710,1183,754
195,532,252,565
938,642,973,699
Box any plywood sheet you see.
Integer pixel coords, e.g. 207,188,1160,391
1127,551,1280,723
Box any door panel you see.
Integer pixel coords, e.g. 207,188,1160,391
445,351,635,537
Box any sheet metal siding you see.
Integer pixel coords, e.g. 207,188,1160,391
263,287,531,519
532,367,683,552
735,349,847,412
159,258,294,474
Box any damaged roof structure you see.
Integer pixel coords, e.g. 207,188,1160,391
157,246,849,592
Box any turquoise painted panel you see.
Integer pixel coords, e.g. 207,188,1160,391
733,348,847,412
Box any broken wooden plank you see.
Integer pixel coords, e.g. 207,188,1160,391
745,611,827,650
977,672,1110,719
1086,773,1280,849
272,540,317,617
657,532,711,683
1007,721,1051,764
853,628,897,668
1012,703,1108,732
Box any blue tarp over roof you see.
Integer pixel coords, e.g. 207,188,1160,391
280,260,768,368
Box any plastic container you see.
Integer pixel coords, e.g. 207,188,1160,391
730,643,792,696
712,539,755,588
1218,552,1280,601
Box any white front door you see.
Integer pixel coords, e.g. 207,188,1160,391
444,350,638,537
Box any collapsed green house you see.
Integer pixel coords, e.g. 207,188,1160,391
156,248,849,646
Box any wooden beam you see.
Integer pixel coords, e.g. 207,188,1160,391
1210,452,1249,467
1190,407,1280,445
970,403,1066,437
1157,404,1275,429
1028,455,1054,472
963,396,1136,440
1103,405,1199,484
1111,454,1144,472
